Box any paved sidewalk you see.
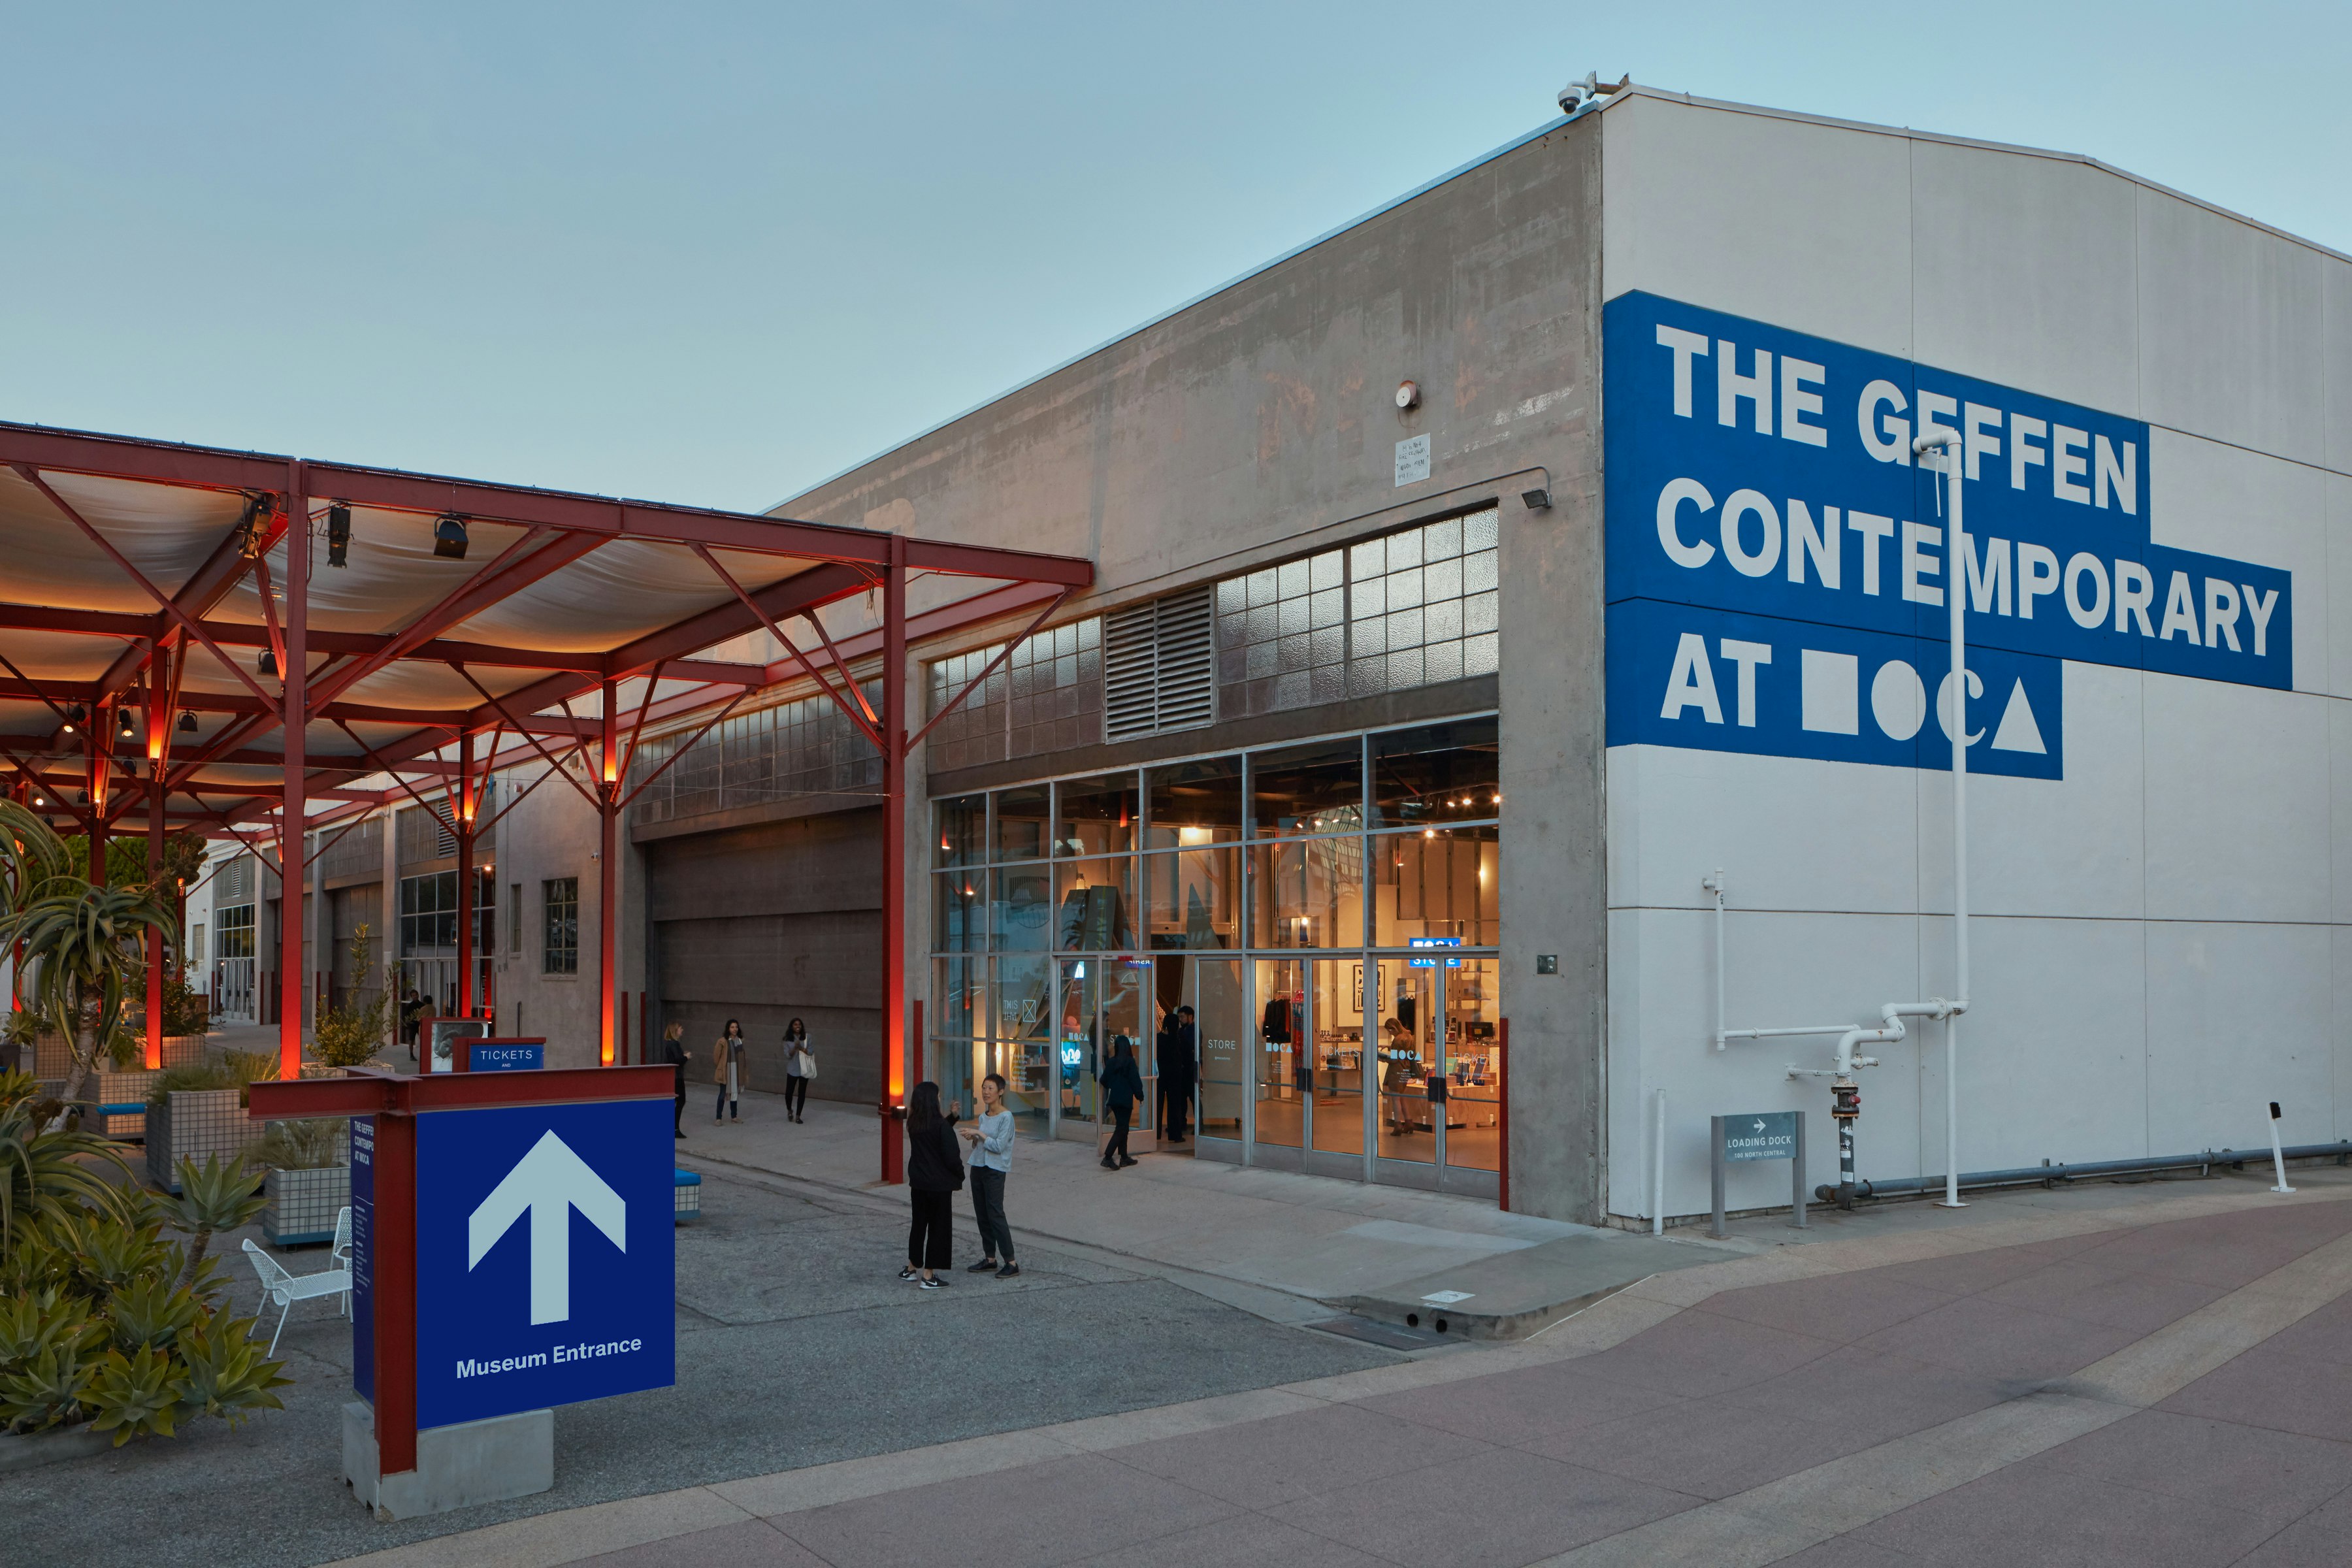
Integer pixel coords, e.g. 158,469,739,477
674,1091,1686,1322
334,1169,2352,1568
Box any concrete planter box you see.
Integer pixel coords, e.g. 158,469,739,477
24,1031,204,1082
263,1164,350,1247
83,1069,161,1140
146,1088,259,1192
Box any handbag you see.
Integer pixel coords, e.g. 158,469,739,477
793,1046,817,1081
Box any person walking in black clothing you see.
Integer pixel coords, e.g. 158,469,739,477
1158,1005,1197,1144
782,1017,813,1123
1100,1036,1143,1169
658,1022,689,1138
901,1081,963,1286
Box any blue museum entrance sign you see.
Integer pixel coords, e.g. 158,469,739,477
412,1098,674,1429
1603,291,2294,781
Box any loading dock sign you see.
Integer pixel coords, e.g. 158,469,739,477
1603,291,2293,781
1722,1111,1798,1162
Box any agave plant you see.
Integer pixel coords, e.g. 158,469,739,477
10,881,179,1110
157,1154,268,1292
0,1074,289,1443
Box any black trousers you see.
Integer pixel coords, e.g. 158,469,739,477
908,1189,954,1270
1158,1081,1192,1141
672,1090,685,1134
785,1077,809,1117
970,1167,1014,1261
1104,1103,1133,1162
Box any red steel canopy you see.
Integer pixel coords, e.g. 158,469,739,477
0,418,1091,1159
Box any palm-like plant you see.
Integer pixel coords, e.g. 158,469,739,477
0,799,178,1109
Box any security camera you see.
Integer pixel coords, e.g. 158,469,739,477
1558,73,1629,118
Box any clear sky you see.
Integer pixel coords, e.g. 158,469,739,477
5,3,2344,515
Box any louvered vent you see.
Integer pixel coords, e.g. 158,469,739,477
434,818,457,858
1103,587,1216,743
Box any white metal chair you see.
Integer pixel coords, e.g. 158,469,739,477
242,1238,353,1356
330,1206,352,1271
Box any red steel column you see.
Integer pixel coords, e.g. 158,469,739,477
279,468,308,1079
598,678,617,1066
144,647,165,1068
372,1109,419,1476
455,732,474,1018
880,536,907,1183
88,716,106,890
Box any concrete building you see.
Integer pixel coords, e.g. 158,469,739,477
475,82,2351,1226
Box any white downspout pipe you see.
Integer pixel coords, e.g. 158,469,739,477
1652,1088,1667,1236
1915,429,1972,1210
1705,870,1726,1051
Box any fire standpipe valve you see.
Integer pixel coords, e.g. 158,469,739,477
1829,1076,1862,1211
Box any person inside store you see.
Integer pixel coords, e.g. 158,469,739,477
1099,1035,1143,1169
1158,1005,1197,1144
1382,1016,1420,1136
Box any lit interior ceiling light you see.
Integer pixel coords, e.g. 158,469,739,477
116,709,136,740
63,705,84,734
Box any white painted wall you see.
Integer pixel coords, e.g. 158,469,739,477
1599,92,2352,1220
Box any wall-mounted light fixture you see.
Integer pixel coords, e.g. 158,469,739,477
1394,380,1421,412
1521,487,1552,511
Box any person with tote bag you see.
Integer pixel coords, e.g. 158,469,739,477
783,1017,814,1123
711,1019,748,1124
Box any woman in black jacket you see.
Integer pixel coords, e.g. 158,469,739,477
901,1081,964,1287
1099,1036,1143,1170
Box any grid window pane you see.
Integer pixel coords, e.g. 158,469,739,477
541,877,578,975
1249,738,1365,838
1145,755,1242,847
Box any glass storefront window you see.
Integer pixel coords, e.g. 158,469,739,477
932,871,985,951
1369,717,1501,827
935,794,986,867
990,865,1055,953
1249,738,1364,838
996,956,1055,1140
1054,773,1137,855
1058,958,1100,1123
931,956,985,1045
1371,826,1499,947
1445,958,1505,1173
1142,848,1239,949
1145,755,1242,847
1053,857,1136,951
1248,836,1364,948
994,783,1050,862
1307,958,1365,1158
1252,958,1307,1150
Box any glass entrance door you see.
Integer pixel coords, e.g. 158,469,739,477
1058,958,1100,1135
1250,958,1306,1164
1307,958,1366,1175
1374,958,1439,1169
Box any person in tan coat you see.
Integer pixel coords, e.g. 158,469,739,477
712,1018,748,1123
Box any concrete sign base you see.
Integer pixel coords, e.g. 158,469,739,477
343,1401,552,1520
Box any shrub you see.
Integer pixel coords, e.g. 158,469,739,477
246,1119,348,1172
0,1070,290,1443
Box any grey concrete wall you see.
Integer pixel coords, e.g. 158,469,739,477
769,114,1612,1220
644,807,885,1103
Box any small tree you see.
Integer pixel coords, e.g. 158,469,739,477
314,924,393,1070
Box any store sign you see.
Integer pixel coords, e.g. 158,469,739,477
1409,936,1462,970
1603,291,2293,780
410,1100,674,1429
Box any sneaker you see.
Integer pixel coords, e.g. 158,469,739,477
674,1130,686,1139
1119,1157,1139,1168
995,1263,1021,1279
1101,1158,1118,1169
918,1275,951,1289
898,1266,919,1281
967,1258,999,1273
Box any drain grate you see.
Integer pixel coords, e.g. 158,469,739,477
1307,1315,1448,1351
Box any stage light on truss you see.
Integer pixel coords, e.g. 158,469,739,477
433,513,470,561
178,710,199,734
63,704,84,734
327,502,352,568
259,649,279,677
116,708,136,740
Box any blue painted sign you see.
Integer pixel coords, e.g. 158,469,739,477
1722,1111,1799,1162
350,1115,376,1403
1604,292,2293,779
1409,936,1463,969
412,1098,674,1429
470,1041,546,1072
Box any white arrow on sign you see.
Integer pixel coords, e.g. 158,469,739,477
468,1131,628,1326
1754,1119,1767,1133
